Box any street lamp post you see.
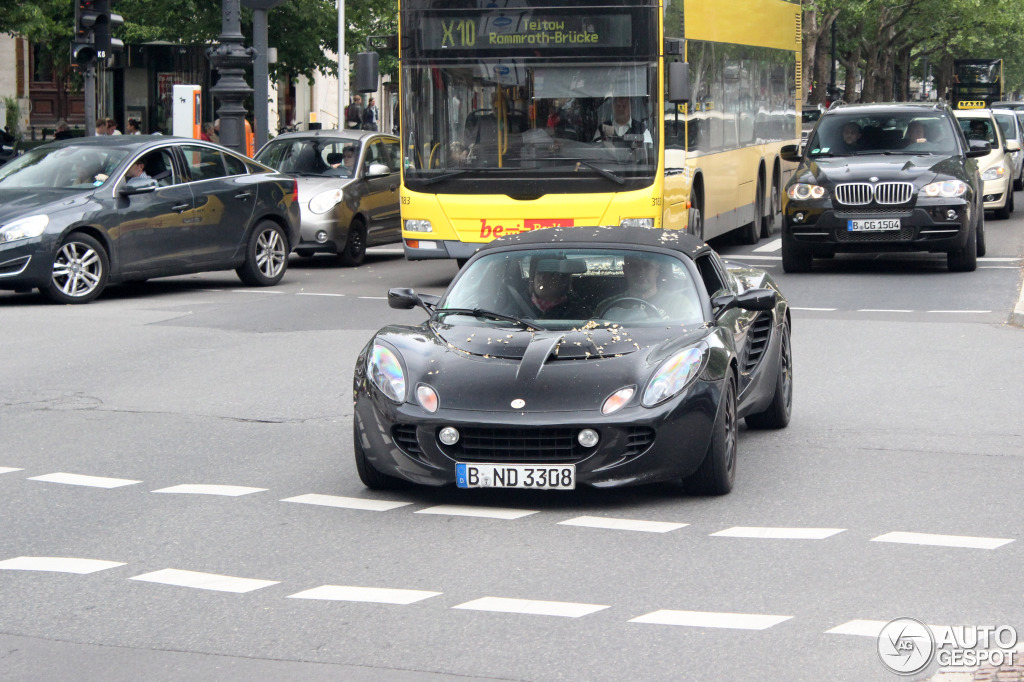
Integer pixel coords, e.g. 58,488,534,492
208,0,254,155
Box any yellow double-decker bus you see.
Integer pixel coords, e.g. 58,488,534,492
374,0,801,263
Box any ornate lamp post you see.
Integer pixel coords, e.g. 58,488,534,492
208,0,254,155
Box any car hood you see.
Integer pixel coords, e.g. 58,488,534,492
375,323,711,412
801,155,964,187
0,189,90,225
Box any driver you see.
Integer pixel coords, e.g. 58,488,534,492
599,254,697,321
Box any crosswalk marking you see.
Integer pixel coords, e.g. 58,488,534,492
152,484,267,496
825,619,888,637
28,472,141,488
558,516,688,533
0,557,126,574
710,527,845,540
453,597,609,618
630,609,792,630
871,531,1013,550
0,467,23,475
129,568,279,593
288,585,441,604
753,239,782,253
415,505,538,520
280,493,412,512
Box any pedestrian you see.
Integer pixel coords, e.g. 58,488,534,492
346,95,363,130
362,96,379,131
126,118,142,135
53,120,73,140
94,118,108,135
200,122,215,141
213,119,220,141
106,117,121,135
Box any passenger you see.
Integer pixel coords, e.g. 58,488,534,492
529,259,581,319
839,121,863,151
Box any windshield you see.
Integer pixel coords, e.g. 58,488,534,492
441,248,704,330
807,113,959,156
255,138,360,178
994,113,1019,141
802,109,822,125
0,144,129,189
957,117,998,145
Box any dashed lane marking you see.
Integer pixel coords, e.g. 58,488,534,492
295,292,346,297
281,493,412,512
453,597,609,618
151,484,267,496
792,307,838,312
927,309,992,314
229,290,285,294
558,516,688,533
287,585,442,605
27,472,141,488
753,239,782,253
710,527,846,540
871,531,1013,550
0,467,23,475
857,309,913,313
826,619,888,637
415,505,538,520
0,557,126,574
129,568,279,593
630,609,793,630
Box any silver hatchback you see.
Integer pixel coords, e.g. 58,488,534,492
255,129,401,266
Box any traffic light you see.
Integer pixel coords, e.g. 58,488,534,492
73,0,99,65
93,0,123,57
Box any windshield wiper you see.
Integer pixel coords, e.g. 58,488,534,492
571,159,626,185
421,170,467,186
434,307,542,332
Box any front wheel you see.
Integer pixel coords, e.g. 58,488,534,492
976,208,987,258
353,428,403,490
237,220,288,286
44,233,109,304
338,219,367,267
685,376,737,495
947,221,978,272
995,193,1011,220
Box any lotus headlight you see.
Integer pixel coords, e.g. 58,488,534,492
642,347,705,407
368,344,406,403
786,183,827,200
0,214,48,244
922,180,968,198
308,188,345,214
981,164,1006,181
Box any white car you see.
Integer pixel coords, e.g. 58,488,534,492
992,108,1024,191
954,109,1018,219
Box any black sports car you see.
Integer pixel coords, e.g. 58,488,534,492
352,226,792,495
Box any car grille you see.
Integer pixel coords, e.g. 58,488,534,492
836,226,916,242
834,182,913,206
447,426,655,463
392,424,422,457
833,207,912,216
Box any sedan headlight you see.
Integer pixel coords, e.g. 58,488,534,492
308,188,345,214
981,164,1006,181
642,347,705,407
786,183,827,200
0,214,48,244
368,344,406,403
922,180,968,198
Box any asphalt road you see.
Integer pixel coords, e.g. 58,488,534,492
1,211,1022,681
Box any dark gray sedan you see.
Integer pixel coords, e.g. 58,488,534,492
255,129,401,266
0,135,299,303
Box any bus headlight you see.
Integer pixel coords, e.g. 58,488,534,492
620,218,654,228
405,219,433,232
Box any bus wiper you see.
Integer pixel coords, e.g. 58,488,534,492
568,159,626,185
421,170,468,186
434,307,543,332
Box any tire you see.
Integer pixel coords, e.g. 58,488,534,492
688,191,704,241
338,218,367,267
43,233,109,304
736,177,761,245
1009,189,1015,214
947,221,978,272
976,208,987,258
745,322,792,429
761,173,780,239
353,427,402,490
995,192,1011,220
781,232,812,273
236,220,288,286
685,376,737,495
1015,174,1023,192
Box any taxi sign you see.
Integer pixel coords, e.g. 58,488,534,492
958,101,987,109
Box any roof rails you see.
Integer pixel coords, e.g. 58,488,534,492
827,100,846,110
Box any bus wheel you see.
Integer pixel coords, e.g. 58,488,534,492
736,177,761,245
761,174,780,239
688,193,704,241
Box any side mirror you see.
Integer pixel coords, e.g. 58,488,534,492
366,162,391,178
668,61,690,104
1006,139,1021,153
388,287,439,313
356,51,379,94
120,176,158,195
712,288,777,319
966,140,991,158
780,144,801,162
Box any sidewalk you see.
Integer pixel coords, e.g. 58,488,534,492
922,647,1024,681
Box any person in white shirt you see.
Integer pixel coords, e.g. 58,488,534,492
593,97,652,145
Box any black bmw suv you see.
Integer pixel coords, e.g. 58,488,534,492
780,102,991,272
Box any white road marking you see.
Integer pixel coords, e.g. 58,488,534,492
792,307,837,312
415,505,538,520
710,526,845,540
979,257,1022,261
288,585,441,604
926,309,992,314
871,531,1013,550
368,248,406,255
28,472,141,488
753,239,782,253
827,619,955,639
357,296,388,300
230,289,285,294
129,568,279,593
453,597,609,618
981,266,1021,269
630,609,792,630
558,516,688,533
295,292,345,297
857,309,914,313
0,557,126,574
281,493,412,512
0,467,23,475
151,484,267,496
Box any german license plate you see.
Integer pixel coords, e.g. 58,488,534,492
848,218,900,231
456,463,576,490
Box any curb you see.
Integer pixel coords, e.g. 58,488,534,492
1012,270,1024,327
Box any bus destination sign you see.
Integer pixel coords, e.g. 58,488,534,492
420,14,632,51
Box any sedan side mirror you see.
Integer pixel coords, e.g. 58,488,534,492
121,176,158,195
366,162,391,178
966,140,992,158
780,144,801,162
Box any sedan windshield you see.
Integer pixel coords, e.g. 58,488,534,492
808,113,959,156
255,138,361,179
441,248,704,330
0,145,129,189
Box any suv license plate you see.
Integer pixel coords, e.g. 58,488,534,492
456,463,576,490
848,218,900,231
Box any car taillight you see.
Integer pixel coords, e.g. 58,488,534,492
292,179,298,202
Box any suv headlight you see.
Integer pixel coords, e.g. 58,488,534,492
368,343,406,403
981,164,1006,181
308,188,345,214
922,180,967,198
786,183,827,200
0,214,48,244
642,347,705,407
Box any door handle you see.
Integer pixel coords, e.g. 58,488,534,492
171,203,190,213
234,192,253,200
